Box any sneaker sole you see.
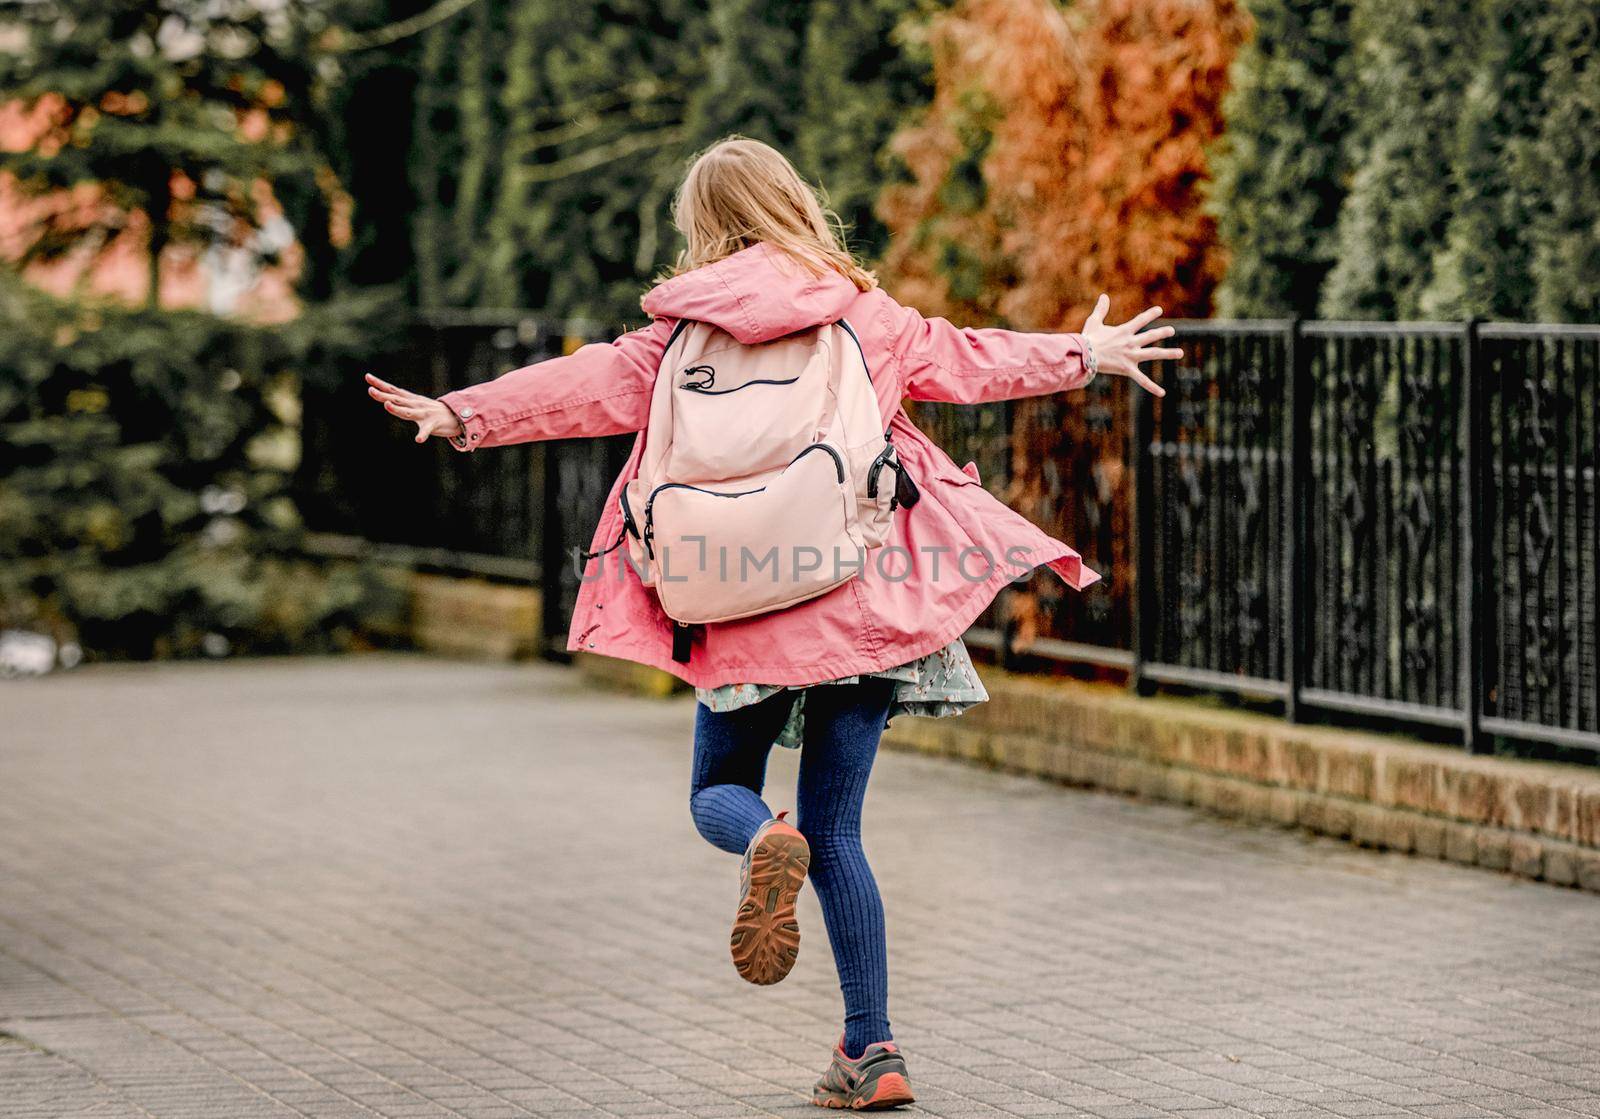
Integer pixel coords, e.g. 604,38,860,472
812,1071,915,1110
731,827,809,985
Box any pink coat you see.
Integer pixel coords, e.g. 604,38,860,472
441,242,1099,688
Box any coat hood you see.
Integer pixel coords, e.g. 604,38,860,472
640,241,861,344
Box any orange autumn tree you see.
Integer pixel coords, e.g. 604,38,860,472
880,0,1246,326
879,0,1084,326
877,0,1248,656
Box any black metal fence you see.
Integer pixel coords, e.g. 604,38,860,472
298,312,627,585
1123,319,1599,757
300,314,1600,759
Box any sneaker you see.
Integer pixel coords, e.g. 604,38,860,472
731,811,810,985
812,1039,915,1110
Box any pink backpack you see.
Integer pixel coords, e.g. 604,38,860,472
617,318,918,661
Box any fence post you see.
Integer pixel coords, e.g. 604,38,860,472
1460,318,1488,753
1284,319,1309,723
1130,370,1156,695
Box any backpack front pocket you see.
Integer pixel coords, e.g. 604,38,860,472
644,443,860,624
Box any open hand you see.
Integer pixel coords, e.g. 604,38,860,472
1080,294,1181,397
365,374,464,443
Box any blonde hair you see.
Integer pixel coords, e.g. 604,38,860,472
665,136,877,291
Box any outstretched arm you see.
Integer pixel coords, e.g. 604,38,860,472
365,317,678,450
897,293,1177,404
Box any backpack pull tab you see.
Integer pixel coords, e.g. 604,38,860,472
672,621,694,663
894,465,921,510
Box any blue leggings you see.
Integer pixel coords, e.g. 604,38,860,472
690,677,895,1058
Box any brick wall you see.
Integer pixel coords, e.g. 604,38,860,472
408,573,542,661
882,670,1600,892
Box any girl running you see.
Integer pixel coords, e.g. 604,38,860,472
367,136,1176,1110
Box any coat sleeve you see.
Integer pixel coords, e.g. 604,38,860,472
892,301,1096,405
438,317,676,451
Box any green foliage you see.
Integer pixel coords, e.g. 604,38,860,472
1207,0,1357,317
690,0,810,147
796,0,939,260
1413,0,1544,320
1511,0,1600,323
0,276,404,659
1215,0,1598,321
405,0,704,315
1319,0,1530,319
0,1,409,658
397,0,935,320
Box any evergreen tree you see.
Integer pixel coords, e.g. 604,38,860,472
326,0,438,293
1300,0,1455,318
797,0,936,261
0,274,397,659
1206,0,1356,317
1299,0,1448,319
1417,0,1546,319
406,0,707,317
1513,0,1600,323
689,0,810,148
395,0,937,320
408,0,512,309
487,0,706,315
1316,0,1555,319
1212,0,1593,321
0,0,400,658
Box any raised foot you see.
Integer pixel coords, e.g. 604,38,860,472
732,822,810,986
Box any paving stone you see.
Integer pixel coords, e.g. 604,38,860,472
1,656,1597,1118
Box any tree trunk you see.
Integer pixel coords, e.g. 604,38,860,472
147,175,171,310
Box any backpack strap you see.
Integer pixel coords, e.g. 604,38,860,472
671,621,698,663
662,317,691,355
811,323,847,439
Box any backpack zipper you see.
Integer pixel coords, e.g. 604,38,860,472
641,443,846,558
866,436,895,497
837,318,873,384
643,481,762,559
673,320,870,389
790,441,845,483
619,485,640,539
679,372,801,395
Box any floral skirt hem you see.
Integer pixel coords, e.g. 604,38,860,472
693,637,988,750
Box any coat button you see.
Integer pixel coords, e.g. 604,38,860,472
459,406,475,419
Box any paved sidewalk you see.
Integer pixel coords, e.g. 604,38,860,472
2,656,1598,1119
